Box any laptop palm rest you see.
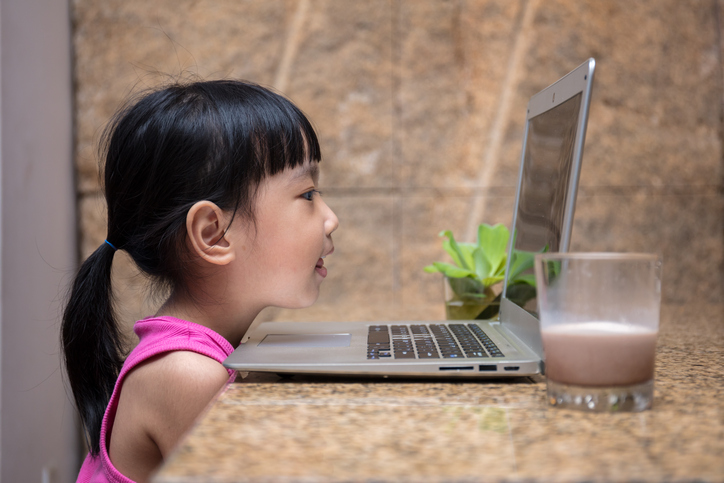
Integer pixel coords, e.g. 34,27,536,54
259,333,352,348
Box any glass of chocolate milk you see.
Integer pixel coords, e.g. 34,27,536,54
534,253,662,412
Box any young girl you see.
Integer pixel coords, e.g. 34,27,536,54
62,80,339,483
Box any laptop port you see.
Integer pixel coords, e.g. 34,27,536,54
504,366,520,371
479,364,497,371
439,366,474,371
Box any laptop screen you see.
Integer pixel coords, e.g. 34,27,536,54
508,92,583,315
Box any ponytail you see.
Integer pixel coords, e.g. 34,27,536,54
61,241,125,456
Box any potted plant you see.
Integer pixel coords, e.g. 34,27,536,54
424,223,537,320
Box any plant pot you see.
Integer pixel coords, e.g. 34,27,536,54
444,277,501,320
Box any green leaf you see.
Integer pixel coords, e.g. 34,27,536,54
439,230,472,271
482,275,505,286
505,282,537,307
423,264,440,273
458,243,476,272
447,276,485,299
514,273,537,286
507,249,535,282
440,240,462,267
543,258,561,278
460,291,494,299
478,223,509,274
473,247,492,280
431,262,475,279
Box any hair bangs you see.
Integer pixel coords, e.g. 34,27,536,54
244,96,321,182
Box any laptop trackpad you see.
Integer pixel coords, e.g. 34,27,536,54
259,333,352,348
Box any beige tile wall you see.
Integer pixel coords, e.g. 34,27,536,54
72,0,724,336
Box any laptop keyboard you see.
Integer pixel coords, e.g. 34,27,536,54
367,324,505,360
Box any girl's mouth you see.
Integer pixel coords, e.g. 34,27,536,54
315,258,327,278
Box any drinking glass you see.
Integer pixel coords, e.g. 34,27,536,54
534,253,662,412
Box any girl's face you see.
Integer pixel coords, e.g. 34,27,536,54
230,161,338,310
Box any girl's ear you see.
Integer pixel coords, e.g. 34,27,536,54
186,201,235,266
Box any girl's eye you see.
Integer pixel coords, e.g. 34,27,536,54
302,189,320,201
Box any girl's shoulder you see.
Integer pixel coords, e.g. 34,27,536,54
127,350,230,451
137,349,231,389
123,351,229,434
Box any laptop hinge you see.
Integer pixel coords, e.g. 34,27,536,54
499,298,544,359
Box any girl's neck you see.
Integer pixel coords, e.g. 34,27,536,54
155,291,261,348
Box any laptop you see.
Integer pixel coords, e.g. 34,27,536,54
224,58,596,378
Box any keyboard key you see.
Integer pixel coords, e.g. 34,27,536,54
395,350,416,358
418,350,440,359
368,332,390,344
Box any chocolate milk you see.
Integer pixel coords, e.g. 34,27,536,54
542,322,657,387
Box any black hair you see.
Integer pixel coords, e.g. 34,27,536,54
61,80,321,455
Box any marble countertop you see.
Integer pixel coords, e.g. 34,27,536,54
153,304,723,482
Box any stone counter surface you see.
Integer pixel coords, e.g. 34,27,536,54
154,305,723,482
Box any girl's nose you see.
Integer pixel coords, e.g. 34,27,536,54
324,202,339,236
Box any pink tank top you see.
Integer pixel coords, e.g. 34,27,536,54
76,316,236,483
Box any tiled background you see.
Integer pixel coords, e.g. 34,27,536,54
72,0,723,335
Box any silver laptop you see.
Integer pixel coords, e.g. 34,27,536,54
224,58,596,378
